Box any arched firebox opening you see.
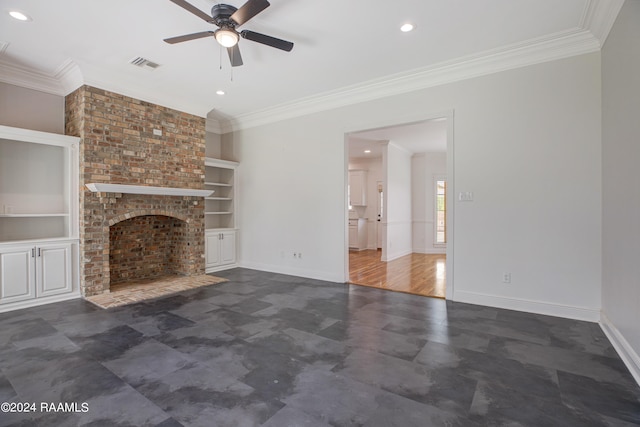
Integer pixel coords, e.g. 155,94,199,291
109,215,189,286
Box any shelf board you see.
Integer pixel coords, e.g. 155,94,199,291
204,182,232,187
86,183,212,197
205,212,233,215
205,158,239,168
0,213,69,218
206,197,232,201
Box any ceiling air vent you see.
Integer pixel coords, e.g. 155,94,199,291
0,41,9,55
129,56,160,69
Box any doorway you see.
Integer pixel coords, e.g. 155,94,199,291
345,114,454,299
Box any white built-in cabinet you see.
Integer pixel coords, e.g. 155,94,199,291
348,218,367,250
204,158,238,272
0,125,80,312
349,170,367,207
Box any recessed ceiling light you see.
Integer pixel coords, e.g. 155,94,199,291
8,10,31,21
400,23,414,33
216,90,225,96
364,150,371,154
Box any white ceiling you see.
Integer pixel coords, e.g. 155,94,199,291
0,0,622,131
348,119,447,159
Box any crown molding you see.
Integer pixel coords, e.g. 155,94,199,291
222,28,601,133
581,0,625,45
0,60,67,95
0,0,623,132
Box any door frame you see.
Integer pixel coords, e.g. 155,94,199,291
343,110,455,300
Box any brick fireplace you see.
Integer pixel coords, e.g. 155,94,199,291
65,86,206,296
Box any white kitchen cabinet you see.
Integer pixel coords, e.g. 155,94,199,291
205,230,237,272
348,218,367,250
0,241,74,308
348,170,368,207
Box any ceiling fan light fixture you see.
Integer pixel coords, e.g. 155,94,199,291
215,28,239,47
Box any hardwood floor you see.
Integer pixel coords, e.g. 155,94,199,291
349,249,446,298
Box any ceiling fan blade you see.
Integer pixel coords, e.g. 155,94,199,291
169,0,214,23
230,0,270,26
164,31,215,44
227,45,244,67
241,30,294,52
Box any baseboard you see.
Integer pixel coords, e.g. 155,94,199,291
238,261,344,284
600,312,640,386
382,248,413,262
412,248,447,255
453,290,601,322
0,292,81,313
205,263,238,274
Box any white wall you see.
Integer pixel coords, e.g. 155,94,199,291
0,82,65,134
412,152,447,254
601,0,640,383
383,143,413,261
234,52,602,321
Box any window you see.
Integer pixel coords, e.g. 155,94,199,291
435,178,446,244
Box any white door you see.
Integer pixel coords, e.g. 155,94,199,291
220,231,236,265
37,243,72,297
205,232,221,267
0,246,35,304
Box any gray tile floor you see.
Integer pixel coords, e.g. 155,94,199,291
1,268,638,426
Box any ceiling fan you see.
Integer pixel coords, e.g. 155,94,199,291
164,0,294,67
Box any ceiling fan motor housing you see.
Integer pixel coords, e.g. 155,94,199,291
211,4,238,26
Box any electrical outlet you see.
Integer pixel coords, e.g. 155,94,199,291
298,252,302,259
502,272,511,284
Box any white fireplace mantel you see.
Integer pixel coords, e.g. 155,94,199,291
85,183,213,197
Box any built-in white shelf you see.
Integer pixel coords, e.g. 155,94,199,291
86,183,212,197
205,212,233,215
0,213,69,218
205,182,232,187
206,197,232,201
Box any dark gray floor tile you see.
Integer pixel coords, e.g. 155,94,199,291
334,348,477,414
70,324,148,362
469,379,613,427
261,405,332,427
137,362,283,427
557,370,640,425
254,307,338,334
282,365,385,426
101,339,195,387
127,311,195,337
489,336,634,384
246,327,347,368
363,392,480,427
318,321,426,361
385,317,491,352
0,268,638,426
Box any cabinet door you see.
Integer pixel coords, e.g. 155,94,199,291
37,243,72,297
349,225,357,248
220,231,236,265
205,233,221,268
349,171,367,206
0,246,35,304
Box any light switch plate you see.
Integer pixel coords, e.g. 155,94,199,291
458,191,474,201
